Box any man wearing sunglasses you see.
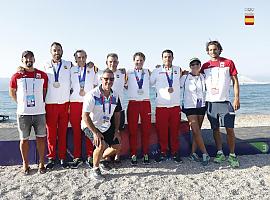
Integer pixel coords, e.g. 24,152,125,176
82,69,122,180
201,40,240,168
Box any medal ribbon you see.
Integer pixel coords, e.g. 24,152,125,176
52,60,62,82
101,94,113,115
78,65,87,88
165,67,173,87
134,69,145,89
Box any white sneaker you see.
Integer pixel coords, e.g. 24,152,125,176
91,168,105,181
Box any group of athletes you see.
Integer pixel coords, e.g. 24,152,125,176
9,40,240,180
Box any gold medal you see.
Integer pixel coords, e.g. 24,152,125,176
53,82,60,88
79,88,85,96
168,87,174,93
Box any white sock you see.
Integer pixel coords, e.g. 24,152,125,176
230,153,236,157
217,150,223,155
202,154,208,159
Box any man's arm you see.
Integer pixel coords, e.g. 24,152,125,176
113,111,121,143
43,89,47,102
231,75,240,111
9,88,17,103
82,112,104,147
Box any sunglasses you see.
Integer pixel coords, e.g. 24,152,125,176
190,62,201,67
102,77,114,81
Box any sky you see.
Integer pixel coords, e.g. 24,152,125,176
0,0,269,81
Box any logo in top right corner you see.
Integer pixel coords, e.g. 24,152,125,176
245,8,255,26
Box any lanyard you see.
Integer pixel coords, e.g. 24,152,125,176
52,60,62,82
134,69,145,89
165,66,173,87
24,70,36,94
210,61,220,86
78,65,87,88
101,93,113,115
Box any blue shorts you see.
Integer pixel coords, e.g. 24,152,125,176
83,125,120,147
206,101,235,129
17,114,46,140
182,107,206,116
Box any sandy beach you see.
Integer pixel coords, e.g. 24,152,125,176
0,114,270,199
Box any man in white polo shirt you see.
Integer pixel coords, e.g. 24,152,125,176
70,49,98,168
201,40,240,168
82,68,122,180
44,42,72,169
150,49,183,163
127,52,151,165
9,51,48,175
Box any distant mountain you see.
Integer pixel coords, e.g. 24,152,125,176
0,78,10,91
237,74,270,85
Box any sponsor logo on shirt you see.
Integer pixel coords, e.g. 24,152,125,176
36,73,41,79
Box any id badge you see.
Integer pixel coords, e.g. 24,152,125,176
101,116,110,129
211,88,219,95
26,95,35,107
196,98,202,108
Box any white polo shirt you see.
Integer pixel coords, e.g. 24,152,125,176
150,65,182,107
81,86,122,133
201,57,238,102
44,59,72,104
127,68,150,101
70,65,98,102
181,73,206,109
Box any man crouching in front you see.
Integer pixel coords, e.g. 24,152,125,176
82,68,122,180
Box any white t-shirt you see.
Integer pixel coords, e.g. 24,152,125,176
150,65,182,107
181,73,206,109
201,57,238,102
81,86,122,133
127,68,150,101
44,59,72,104
70,65,98,102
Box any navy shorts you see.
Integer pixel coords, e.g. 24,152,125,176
206,101,235,129
83,125,120,147
182,107,206,117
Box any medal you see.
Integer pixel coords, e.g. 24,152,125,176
53,82,60,88
168,87,174,93
79,88,86,96
137,89,144,95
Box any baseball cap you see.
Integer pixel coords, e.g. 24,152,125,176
22,50,34,58
189,57,201,65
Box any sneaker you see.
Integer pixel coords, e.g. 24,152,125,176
213,153,226,163
201,154,210,166
131,155,138,166
91,168,105,181
142,154,150,165
100,160,112,171
155,153,166,163
60,159,70,169
228,155,240,168
71,158,83,169
172,153,183,163
86,156,93,168
188,153,200,162
45,158,55,170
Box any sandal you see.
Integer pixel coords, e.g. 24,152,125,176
22,166,30,175
38,166,46,174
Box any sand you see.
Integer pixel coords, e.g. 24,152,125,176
0,114,270,199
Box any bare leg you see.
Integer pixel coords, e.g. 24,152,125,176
213,127,222,151
93,141,106,168
103,144,121,160
20,139,29,170
36,137,46,168
226,128,235,154
188,115,207,154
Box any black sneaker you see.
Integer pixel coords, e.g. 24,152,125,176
155,153,166,163
60,159,70,169
100,160,112,171
131,155,138,166
86,156,93,168
71,158,83,169
143,154,150,165
91,168,105,181
46,158,55,170
172,153,183,163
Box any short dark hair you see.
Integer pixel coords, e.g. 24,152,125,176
162,49,174,58
73,49,87,57
206,40,223,53
133,52,146,61
103,68,114,76
51,42,62,50
106,53,118,60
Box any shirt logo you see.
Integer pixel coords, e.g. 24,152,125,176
36,73,41,79
116,75,120,78
220,62,225,68
64,66,68,69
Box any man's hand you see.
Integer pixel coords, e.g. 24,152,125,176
113,130,121,143
233,98,240,111
93,131,104,147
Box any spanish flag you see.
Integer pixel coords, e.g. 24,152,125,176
245,14,254,25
